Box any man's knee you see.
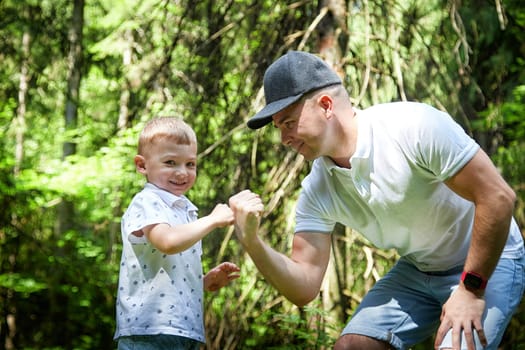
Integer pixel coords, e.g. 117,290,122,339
334,334,394,350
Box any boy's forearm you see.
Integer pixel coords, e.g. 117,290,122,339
147,215,219,254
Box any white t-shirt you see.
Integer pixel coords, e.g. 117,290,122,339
296,102,524,271
114,183,205,343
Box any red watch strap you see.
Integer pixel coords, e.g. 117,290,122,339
461,271,487,289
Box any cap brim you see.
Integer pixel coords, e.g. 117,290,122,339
247,94,302,129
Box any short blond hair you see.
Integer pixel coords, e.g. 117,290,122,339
138,117,197,155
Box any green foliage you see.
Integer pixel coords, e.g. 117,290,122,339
268,304,340,349
0,0,524,349
0,274,47,295
476,85,525,144
473,84,525,228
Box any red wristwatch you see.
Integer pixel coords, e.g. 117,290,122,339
461,271,487,291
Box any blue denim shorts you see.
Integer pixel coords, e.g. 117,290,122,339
341,255,525,350
117,334,201,350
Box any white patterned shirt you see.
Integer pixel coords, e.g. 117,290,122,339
114,183,205,343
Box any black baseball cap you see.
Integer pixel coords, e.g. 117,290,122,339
247,51,342,129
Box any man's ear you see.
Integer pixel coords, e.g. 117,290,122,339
318,94,334,118
134,155,147,175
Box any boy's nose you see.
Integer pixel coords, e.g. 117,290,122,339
173,166,187,176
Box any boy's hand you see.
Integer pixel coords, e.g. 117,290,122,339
209,203,235,228
204,262,241,291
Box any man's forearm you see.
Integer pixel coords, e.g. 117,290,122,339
240,235,326,307
464,195,515,280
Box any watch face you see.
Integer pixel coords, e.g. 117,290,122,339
464,273,483,289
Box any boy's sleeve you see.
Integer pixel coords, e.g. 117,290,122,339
122,192,172,244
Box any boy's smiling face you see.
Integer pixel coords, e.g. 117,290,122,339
135,140,197,196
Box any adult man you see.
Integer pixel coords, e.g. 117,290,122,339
229,51,524,349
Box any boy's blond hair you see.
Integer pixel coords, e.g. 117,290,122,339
138,117,197,156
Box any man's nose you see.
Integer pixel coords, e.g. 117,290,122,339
281,130,293,146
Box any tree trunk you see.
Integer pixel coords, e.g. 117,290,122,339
117,28,132,131
14,31,31,176
57,0,84,235
52,0,84,345
4,27,32,350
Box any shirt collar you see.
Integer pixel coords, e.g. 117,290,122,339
144,183,198,212
319,109,371,175
351,109,371,161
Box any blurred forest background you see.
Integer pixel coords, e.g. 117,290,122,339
1,0,524,349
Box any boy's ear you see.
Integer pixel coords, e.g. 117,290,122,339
134,155,147,175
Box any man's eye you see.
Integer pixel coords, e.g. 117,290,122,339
285,121,294,129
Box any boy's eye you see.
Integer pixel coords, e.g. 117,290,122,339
187,162,196,168
165,160,176,166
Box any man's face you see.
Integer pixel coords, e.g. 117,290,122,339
272,97,328,161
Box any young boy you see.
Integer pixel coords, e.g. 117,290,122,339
114,117,241,350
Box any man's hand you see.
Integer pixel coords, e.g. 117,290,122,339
229,190,264,246
434,286,488,350
204,262,241,292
